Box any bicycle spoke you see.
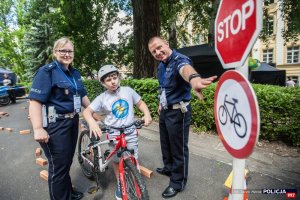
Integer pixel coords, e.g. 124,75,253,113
124,166,140,199
78,130,96,180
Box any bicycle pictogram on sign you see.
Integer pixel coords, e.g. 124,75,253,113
218,94,247,138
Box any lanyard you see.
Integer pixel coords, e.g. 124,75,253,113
160,63,166,88
55,61,78,94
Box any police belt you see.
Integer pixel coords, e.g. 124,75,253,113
167,101,190,109
56,112,76,119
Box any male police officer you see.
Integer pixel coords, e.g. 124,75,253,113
148,36,217,198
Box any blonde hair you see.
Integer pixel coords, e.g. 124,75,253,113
148,36,167,46
52,37,74,58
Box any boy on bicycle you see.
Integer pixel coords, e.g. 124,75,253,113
83,64,152,200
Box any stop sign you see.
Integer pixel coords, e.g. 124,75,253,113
215,0,262,69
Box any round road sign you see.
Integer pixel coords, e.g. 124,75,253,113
214,70,260,158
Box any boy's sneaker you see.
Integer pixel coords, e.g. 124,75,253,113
115,182,122,200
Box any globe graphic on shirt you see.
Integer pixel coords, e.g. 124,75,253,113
112,99,129,119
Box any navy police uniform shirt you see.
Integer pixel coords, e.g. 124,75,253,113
157,50,192,105
28,60,87,114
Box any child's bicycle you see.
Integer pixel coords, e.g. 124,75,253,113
77,119,149,200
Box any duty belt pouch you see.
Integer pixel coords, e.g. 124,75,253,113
48,106,56,123
180,101,188,113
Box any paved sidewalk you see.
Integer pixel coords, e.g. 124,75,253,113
141,121,300,187
1,99,299,200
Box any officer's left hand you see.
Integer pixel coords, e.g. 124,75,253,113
190,75,217,100
34,128,50,143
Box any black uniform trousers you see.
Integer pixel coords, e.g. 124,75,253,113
159,105,192,191
40,115,79,200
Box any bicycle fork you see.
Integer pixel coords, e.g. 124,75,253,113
119,157,141,200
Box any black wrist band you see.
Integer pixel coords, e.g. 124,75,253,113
188,73,201,82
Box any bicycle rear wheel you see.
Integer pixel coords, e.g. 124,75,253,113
121,159,149,200
78,130,95,180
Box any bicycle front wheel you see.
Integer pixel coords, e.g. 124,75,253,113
78,130,95,180
121,159,149,200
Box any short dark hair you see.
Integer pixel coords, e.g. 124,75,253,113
101,71,119,82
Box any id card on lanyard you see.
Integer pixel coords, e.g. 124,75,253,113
56,61,82,113
160,63,168,109
74,95,81,113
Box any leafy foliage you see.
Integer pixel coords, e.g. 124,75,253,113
253,84,300,146
279,0,300,43
160,0,213,48
260,0,300,43
83,79,104,101
0,0,26,76
121,78,159,120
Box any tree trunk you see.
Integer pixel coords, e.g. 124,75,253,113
132,0,160,78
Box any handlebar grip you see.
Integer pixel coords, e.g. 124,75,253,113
100,125,108,132
135,119,145,128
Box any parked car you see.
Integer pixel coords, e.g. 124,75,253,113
0,85,26,105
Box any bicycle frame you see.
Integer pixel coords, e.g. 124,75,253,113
223,94,239,122
80,132,138,173
79,119,147,200
219,94,247,138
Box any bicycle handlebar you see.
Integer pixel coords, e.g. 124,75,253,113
100,119,145,132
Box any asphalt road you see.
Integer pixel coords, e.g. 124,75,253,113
0,99,299,200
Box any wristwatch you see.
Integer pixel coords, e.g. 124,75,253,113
188,73,202,83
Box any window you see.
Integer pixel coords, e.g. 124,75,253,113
265,16,274,35
263,0,274,6
263,49,273,63
287,46,299,64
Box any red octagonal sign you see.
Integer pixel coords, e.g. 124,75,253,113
215,0,262,69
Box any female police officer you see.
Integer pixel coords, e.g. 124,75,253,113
29,37,90,200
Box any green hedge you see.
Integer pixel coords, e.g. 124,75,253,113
83,79,300,146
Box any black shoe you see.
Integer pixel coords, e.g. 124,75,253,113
71,189,83,200
156,167,171,177
162,186,178,198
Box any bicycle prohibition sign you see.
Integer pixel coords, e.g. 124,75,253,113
218,94,247,138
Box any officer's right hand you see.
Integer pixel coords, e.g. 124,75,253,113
34,128,50,143
157,104,161,116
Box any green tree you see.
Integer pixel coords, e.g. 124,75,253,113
0,0,27,80
253,0,300,43
160,0,214,48
279,0,300,43
21,0,57,80
21,0,125,79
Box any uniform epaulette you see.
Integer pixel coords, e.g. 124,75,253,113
43,63,56,72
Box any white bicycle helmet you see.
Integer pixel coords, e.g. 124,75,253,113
98,65,119,81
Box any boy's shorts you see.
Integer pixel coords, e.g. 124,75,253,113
107,129,138,163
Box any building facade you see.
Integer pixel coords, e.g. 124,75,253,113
252,0,300,83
